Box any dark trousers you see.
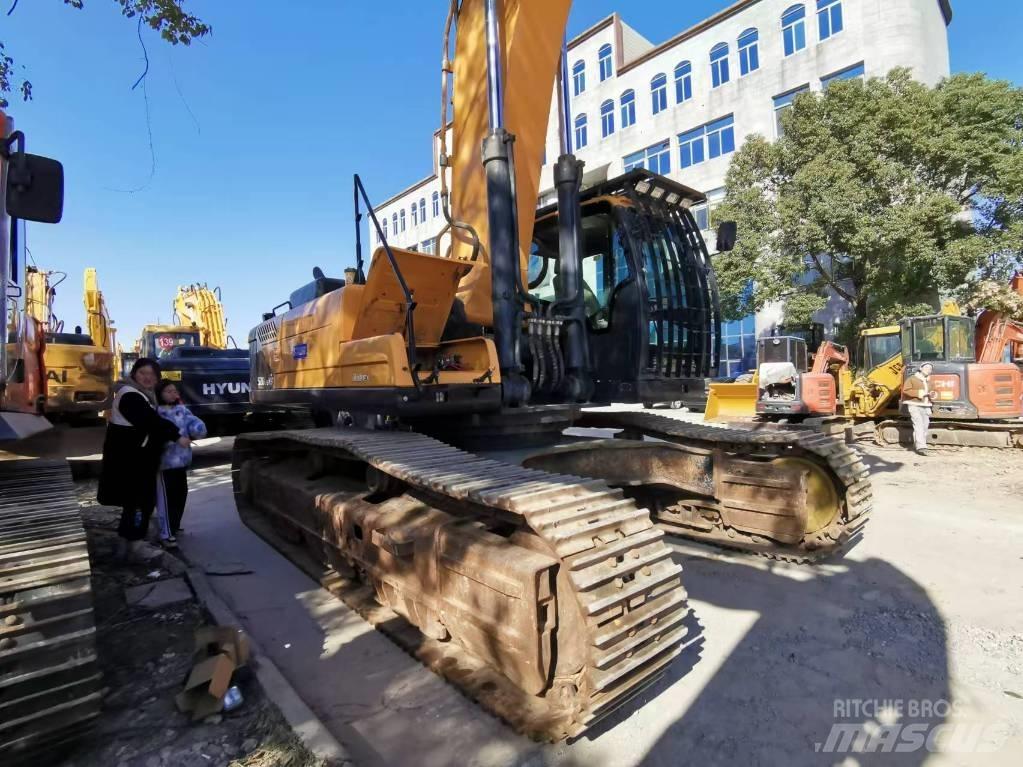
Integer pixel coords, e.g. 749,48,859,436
118,505,153,541
162,468,189,535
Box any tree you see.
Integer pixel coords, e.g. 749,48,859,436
715,69,1023,338
1,1,210,108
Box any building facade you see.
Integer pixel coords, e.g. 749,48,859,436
373,0,952,376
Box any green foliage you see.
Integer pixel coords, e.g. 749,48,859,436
0,1,210,108
962,279,1023,322
715,69,1023,328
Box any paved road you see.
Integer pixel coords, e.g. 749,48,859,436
176,416,1023,767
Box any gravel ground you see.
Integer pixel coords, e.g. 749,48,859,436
65,481,332,767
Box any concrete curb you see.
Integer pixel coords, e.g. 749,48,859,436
185,565,354,767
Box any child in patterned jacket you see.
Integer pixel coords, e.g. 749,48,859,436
154,380,207,547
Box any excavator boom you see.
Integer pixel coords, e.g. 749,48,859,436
173,283,230,349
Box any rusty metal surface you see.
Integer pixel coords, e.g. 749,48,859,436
569,412,873,563
875,419,1023,449
0,460,101,764
233,428,695,740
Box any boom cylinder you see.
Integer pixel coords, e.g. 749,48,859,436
482,0,530,405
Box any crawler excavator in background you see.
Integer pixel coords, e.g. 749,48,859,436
137,284,279,432
83,267,120,381
231,0,872,739
24,267,114,420
0,112,100,763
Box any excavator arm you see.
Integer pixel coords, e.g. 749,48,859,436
448,0,572,326
173,283,230,349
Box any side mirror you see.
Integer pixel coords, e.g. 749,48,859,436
5,152,64,224
716,221,737,252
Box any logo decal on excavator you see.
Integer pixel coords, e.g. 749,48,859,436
352,374,369,383
46,370,69,384
201,382,250,396
293,343,308,360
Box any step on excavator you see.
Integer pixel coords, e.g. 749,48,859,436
0,112,101,763
231,0,872,739
24,266,114,420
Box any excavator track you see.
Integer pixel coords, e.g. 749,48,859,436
0,460,101,764
528,411,872,564
875,419,1023,450
232,428,696,741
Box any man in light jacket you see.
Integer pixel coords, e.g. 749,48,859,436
903,362,935,456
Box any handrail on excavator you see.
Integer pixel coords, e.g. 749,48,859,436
353,173,420,382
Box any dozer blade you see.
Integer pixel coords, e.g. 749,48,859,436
525,412,872,563
232,428,697,740
704,382,758,423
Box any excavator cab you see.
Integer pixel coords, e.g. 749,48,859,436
900,314,1023,420
529,170,722,408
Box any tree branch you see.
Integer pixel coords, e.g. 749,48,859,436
807,250,856,303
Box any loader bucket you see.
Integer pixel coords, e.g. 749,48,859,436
704,382,758,423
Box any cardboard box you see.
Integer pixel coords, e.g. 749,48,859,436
175,625,252,720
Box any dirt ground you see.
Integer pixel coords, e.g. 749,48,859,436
65,480,332,767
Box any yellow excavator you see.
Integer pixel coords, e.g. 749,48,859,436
136,285,261,430
83,267,120,379
24,266,113,420
1,111,101,763
231,0,871,739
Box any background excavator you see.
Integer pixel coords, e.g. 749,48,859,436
710,290,1023,448
0,111,100,763
231,0,871,740
24,267,114,421
136,284,273,432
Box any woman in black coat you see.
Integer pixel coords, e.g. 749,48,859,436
97,358,186,557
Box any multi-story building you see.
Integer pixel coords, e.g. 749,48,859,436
373,0,952,376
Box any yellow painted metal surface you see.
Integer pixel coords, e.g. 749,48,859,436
450,0,573,325
174,284,230,349
83,268,119,378
704,382,757,422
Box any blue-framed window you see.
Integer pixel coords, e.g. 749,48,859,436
674,61,693,103
392,213,398,235
817,0,843,40
621,89,636,128
432,191,440,218
419,198,426,224
738,28,759,76
574,113,588,149
411,203,418,227
421,238,434,255
679,127,706,169
399,209,405,232
710,43,730,88
572,60,585,96
679,115,735,168
623,140,671,175
651,73,668,115
706,116,736,159
773,85,810,137
783,5,807,56
382,217,388,240
822,62,865,88
598,43,613,81
721,314,757,377
600,100,615,138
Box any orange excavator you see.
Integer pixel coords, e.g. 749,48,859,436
230,0,872,740
0,112,100,763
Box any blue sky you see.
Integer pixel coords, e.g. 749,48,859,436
5,1,1021,344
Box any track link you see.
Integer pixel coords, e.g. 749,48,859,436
0,460,101,764
573,412,873,563
233,428,696,740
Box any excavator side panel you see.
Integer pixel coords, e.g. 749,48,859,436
967,363,1023,419
451,0,573,325
800,372,837,415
